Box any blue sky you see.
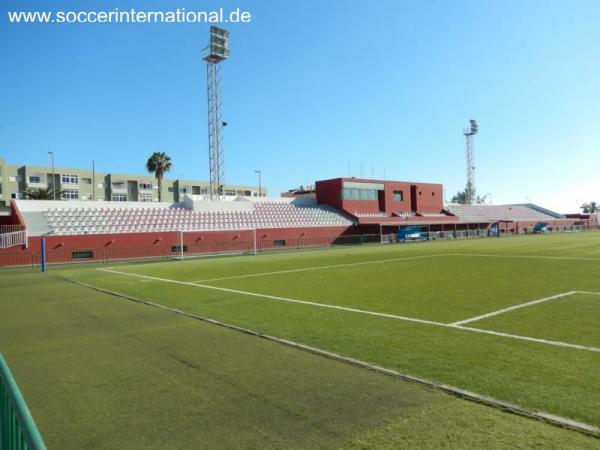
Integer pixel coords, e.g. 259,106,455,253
1,0,599,212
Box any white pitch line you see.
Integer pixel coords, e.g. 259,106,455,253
450,291,578,326
445,253,600,262
577,291,600,296
96,268,600,354
99,268,443,327
191,254,445,283
452,325,600,354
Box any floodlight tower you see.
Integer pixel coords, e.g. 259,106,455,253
203,26,230,200
462,119,479,204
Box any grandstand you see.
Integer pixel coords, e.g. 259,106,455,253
446,204,563,223
34,198,353,236
0,176,593,266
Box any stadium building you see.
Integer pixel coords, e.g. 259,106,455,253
0,173,593,267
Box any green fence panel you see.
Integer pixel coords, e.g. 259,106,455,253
0,354,46,450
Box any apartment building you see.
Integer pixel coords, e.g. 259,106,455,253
0,157,265,206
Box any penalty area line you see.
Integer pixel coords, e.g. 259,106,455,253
97,268,600,354
191,253,446,283
444,253,600,262
450,291,578,326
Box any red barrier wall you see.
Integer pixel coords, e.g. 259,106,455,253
0,225,356,266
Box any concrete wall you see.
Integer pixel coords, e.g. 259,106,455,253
0,159,21,206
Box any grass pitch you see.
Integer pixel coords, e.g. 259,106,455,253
2,231,600,448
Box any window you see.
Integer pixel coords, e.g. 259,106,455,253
393,190,404,201
111,194,127,201
63,190,79,200
0,184,3,194
61,174,79,184
273,239,286,247
111,181,125,190
28,176,41,184
168,187,174,193
139,182,152,190
225,189,235,196
341,188,377,201
138,194,154,202
179,187,187,194
201,188,209,194
82,178,92,184
72,250,93,259
171,245,188,253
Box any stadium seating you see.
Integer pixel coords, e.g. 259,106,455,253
394,211,417,218
354,212,388,218
418,212,448,217
445,204,559,222
43,200,354,235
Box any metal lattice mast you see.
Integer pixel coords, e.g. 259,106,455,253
206,63,224,199
462,119,478,204
203,27,230,200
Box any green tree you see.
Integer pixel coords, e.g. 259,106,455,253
23,187,64,200
146,152,172,202
580,201,599,213
450,182,485,204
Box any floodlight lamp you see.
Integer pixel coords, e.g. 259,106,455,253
203,26,230,63
470,120,478,135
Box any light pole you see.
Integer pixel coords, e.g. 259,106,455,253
48,151,55,200
254,170,262,197
92,160,96,201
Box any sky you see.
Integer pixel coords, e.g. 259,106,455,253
1,0,599,213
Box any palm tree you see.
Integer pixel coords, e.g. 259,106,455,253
581,201,599,213
146,152,172,202
23,187,64,200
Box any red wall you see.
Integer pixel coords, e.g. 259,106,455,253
315,177,444,216
9,200,25,226
0,225,356,266
384,182,413,213
315,178,343,210
411,183,443,212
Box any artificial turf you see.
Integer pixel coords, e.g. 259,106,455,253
2,231,600,448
